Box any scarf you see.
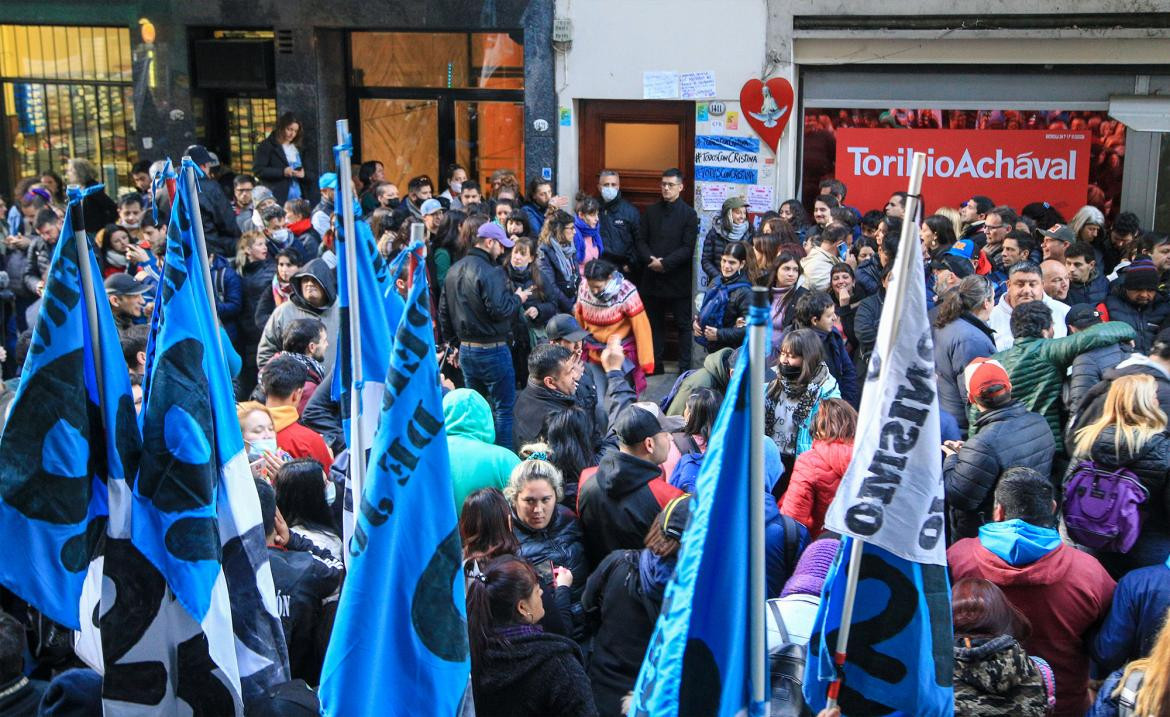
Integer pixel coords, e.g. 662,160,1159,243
493,623,544,643
278,350,325,384
592,271,625,304
767,364,827,455
728,220,749,242
271,273,293,305
105,251,129,269
546,239,575,281
506,262,533,288
288,217,312,236
573,216,604,265
638,549,676,605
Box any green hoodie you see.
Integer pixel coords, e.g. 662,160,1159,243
443,388,521,515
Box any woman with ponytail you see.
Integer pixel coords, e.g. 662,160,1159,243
933,274,997,433
465,555,597,716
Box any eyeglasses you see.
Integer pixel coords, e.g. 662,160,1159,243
661,182,682,188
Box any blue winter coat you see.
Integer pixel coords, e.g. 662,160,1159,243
933,313,997,432
1089,561,1170,678
816,327,859,407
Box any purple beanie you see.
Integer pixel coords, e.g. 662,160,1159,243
780,537,840,598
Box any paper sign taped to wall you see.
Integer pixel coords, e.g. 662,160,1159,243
643,71,679,99
700,183,733,210
747,185,775,213
679,71,717,99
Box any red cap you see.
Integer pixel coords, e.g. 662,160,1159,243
964,357,1011,404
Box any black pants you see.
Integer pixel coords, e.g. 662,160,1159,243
643,293,693,372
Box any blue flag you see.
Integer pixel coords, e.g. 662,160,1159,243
319,246,470,717
133,160,288,709
629,310,765,717
0,190,140,630
803,539,953,716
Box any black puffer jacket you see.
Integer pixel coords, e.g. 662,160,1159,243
1081,426,1170,536
1063,342,1131,421
700,220,750,284
1067,356,1170,445
1103,284,1170,353
535,241,578,314
944,401,1056,539
598,194,640,269
513,504,590,603
438,247,521,345
472,628,598,717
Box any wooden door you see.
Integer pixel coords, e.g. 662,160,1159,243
578,100,695,211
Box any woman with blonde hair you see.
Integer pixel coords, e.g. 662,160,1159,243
1071,374,1170,575
934,205,964,241
1089,606,1170,717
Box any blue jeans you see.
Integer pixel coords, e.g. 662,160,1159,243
460,344,516,451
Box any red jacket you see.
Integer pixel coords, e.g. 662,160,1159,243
948,538,1115,716
780,439,852,536
270,404,334,470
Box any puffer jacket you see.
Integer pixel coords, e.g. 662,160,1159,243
953,635,1049,716
934,313,997,432
536,240,578,314
1069,354,1170,445
945,401,1056,539
1079,426,1170,537
443,388,520,515
854,257,883,297
986,321,1136,453
1065,269,1110,306
666,348,735,416
1103,283,1170,353
781,439,853,536
256,258,339,373
598,194,640,269
513,504,589,603
1063,342,1131,421
695,272,751,351
700,219,750,284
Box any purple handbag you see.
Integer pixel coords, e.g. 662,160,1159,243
1063,460,1148,553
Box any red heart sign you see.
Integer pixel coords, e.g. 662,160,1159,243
739,77,794,153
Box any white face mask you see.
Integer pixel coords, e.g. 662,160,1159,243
271,228,291,244
450,181,463,195
324,480,337,505
600,186,619,202
247,437,278,459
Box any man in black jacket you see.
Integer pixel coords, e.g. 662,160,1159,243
186,144,240,257
636,167,699,372
439,222,528,450
597,170,640,273
513,343,585,449
1104,257,1170,353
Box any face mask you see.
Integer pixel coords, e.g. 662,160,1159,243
450,182,462,195
600,186,618,202
247,437,278,459
271,228,291,244
779,363,802,380
324,480,337,505
121,221,141,229
387,198,402,210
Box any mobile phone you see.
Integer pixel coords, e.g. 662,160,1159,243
535,560,554,583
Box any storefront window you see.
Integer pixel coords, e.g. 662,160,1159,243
350,32,523,90
801,108,1124,223
0,24,136,190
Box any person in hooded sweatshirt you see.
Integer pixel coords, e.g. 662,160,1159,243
948,467,1116,717
257,258,338,375
951,577,1053,716
444,388,521,515
465,554,597,717
583,496,690,716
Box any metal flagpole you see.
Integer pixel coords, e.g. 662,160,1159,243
181,158,228,365
748,286,768,709
336,119,366,546
68,188,107,412
825,151,927,711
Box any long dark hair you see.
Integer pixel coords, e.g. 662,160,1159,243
508,237,546,301
781,199,811,229
274,458,336,533
768,329,825,399
924,214,958,251
434,209,466,256
269,112,302,145
464,555,538,668
358,161,382,193
460,488,520,562
542,407,594,489
682,388,721,440
952,577,1031,640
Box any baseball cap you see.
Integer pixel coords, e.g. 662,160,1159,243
660,494,692,541
420,198,443,216
947,239,977,261
613,403,684,445
721,195,748,212
104,273,149,296
545,314,590,342
477,221,514,248
1065,303,1103,330
184,144,217,168
1038,224,1075,244
963,357,1011,405
931,254,973,279
318,173,338,191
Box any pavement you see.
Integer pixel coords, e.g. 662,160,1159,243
641,362,682,406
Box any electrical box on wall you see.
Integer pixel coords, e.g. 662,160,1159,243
553,18,573,43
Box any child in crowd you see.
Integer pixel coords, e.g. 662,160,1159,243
573,194,603,278
781,398,857,536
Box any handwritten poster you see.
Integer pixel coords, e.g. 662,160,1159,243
700,183,733,210
643,71,679,99
679,71,717,100
747,185,775,213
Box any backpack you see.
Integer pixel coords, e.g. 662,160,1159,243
766,600,813,717
1117,667,1145,717
1063,460,1149,553
657,369,698,413
695,278,750,348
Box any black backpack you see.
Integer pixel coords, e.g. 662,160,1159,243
766,600,813,717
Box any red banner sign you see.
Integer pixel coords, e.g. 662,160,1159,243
833,129,1091,217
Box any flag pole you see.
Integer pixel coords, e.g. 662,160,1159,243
180,158,228,364
336,119,366,537
825,151,927,711
67,188,107,412
748,286,768,709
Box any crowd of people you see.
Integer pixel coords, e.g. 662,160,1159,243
0,110,1169,717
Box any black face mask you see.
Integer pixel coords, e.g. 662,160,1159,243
779,363,803,380
386,198,402,210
